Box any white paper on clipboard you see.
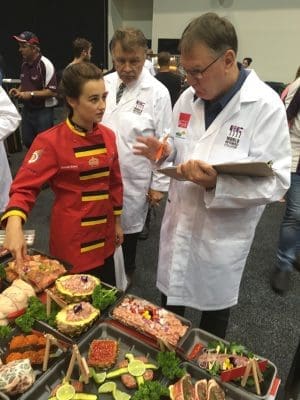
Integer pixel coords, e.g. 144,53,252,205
158,162,274,180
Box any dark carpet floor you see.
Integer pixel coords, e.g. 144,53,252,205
7,129,300,399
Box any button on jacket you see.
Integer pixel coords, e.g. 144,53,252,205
157,70,291,310
2,120,123,272
103,69,172,233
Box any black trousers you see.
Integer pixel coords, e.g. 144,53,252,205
161,293,230,339
87,255,115,286
122,233,140,273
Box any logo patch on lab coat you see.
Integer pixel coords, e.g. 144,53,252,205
175,130,187,139
178,112,191,128
28,149,43,164
224,124,244,149
133,100,145,114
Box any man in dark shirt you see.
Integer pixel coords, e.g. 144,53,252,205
155,51,182,107
9,31,57,148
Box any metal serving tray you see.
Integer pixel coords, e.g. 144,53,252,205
0,325,66,400
109,294,192,348
177,328,277,399
19,320,165,400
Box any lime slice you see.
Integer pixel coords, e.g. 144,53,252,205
56,383,76,400
98,381,117,393
93,371,107,384
127,359,146,377
114,389,131,400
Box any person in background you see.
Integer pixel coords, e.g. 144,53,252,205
144,48,156,76
242,57,252,68
68,37,92,66
156,51,182,107
9,31,57,149
281,65,300,102
1,62,123,286
134,12,290,338
0,86,21,213
102,27,172,281
271,78,300,294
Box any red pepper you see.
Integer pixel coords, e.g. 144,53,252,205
187,342,204,360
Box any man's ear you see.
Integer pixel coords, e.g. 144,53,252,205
224,49,235,70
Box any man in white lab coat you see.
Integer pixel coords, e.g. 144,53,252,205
134,13,291,338
102,28,172,279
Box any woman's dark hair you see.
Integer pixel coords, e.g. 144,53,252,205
179,12,238,56
59,62,103,115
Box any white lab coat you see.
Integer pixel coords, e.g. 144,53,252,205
0,87,21,212
157,70,291,310
103,69,172,233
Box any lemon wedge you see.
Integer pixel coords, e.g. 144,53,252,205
56,384,76,400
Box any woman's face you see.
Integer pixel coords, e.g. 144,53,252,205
68,79,107,127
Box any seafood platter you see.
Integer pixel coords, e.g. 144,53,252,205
177,328,278,399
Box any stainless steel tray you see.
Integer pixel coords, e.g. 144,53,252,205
177,328,277,399
109,294,191,348
0,325,66,400
18,320,166,400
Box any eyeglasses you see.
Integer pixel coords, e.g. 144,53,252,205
181,50,228,79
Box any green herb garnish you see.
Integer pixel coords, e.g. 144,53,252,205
15,296,58,333
0,263,6,279
92,285,118,311
131,381,169,400
157,351,186,380
0,325,13,339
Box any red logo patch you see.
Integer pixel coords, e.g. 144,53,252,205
178,113,191,128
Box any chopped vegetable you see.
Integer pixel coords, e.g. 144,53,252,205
0,325,12,339
156,351,186,380
131,380,169,400
15,296,59,333
92,285,118,311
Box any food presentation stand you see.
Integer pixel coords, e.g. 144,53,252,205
0,248,281,400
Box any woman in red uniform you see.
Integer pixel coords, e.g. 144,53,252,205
1,62,123,285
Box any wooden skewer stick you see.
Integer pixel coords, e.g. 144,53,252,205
74,345,89,384
46,291,51,317
254,359,264,382
251,359,261,395
81,357,90,384
42,335,51,371
241,360,252,387
45,288,67,309
65,345,77,382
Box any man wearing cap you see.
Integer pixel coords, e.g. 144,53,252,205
9,31,57,148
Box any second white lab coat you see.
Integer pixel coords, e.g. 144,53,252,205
103,69,172,233
0,87,21,212
157,70,291,310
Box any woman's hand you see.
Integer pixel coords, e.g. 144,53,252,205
133,136,171,161
4,216,27,268
177,160,217,189
115,216,124,247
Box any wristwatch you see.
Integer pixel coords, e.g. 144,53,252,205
30,91,34,97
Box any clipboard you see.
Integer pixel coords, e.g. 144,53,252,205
158,162,274,180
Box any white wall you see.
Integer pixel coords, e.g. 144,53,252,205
152,0,300,82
